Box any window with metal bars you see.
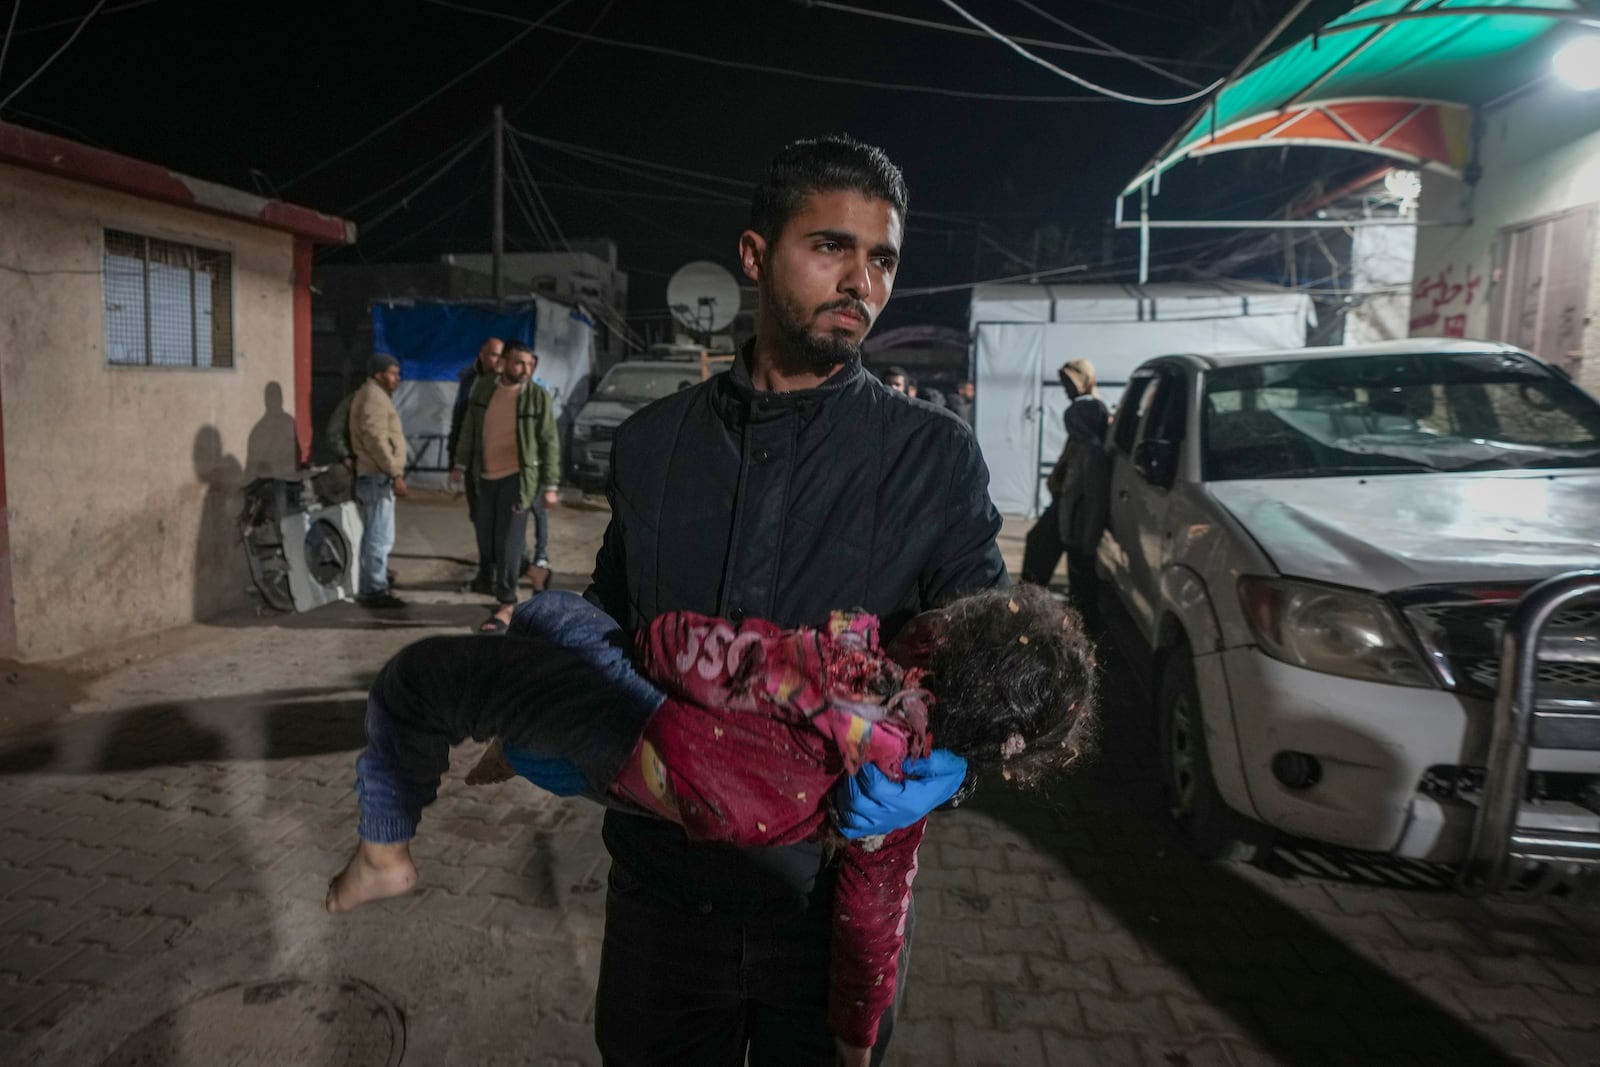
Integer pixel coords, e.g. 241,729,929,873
103,229,234,368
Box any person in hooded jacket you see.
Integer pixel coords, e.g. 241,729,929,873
1054,388,1112,630
1021,359,1109,604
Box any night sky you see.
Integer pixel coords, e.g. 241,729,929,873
1,0,1361,328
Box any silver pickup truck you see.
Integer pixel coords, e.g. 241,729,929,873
1098,338,1600,890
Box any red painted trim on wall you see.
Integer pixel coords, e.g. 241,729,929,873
0,350,15,659
294,239,314,466
0,121,355,246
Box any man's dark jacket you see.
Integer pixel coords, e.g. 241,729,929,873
448,364,483,461
587,348,1007,913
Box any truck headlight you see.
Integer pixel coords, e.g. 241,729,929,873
1237,577,1434,688
572,423,592,442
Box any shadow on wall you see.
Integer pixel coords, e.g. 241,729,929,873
193,425,243,621
246,381,299,479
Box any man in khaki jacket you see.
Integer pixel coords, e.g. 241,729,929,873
349,354,409,609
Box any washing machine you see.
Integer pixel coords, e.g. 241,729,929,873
240,469,363,612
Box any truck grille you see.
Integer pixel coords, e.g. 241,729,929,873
1399,590,1600,710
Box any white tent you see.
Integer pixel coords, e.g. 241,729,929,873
969,282,1314,517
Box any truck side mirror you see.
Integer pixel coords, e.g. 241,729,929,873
1133,439,1179,488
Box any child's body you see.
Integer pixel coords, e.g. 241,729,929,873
327,588,1095,1050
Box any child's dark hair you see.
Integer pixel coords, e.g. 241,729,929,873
921,584,1098,787
749,134,909,242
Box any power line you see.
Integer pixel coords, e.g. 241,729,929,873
279,0,579,190
810,0,1214,80
509,179,748,206
512,128,755,189
511,128,750,204
524,151,731,261
894,222,1298,298
509,175,555,249
505,0,616,125
420,0,1104,104
361,149,491,262
503,139,553,247
507,132,568,251
895,262,1091,297
339,128,487,217
364,190,480,262
1005,0,1204,87
523,166,570,252
0,0,107,113
933,0,1221,106
515,127,758,188
9,0,156,36
0,0,22,86
358,131,488,233
0,105,103,146
510,128,995,236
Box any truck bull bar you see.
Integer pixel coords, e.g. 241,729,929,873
1459,569,1600,897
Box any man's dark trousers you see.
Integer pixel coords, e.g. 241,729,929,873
474,474,527,604
529,496,550,564
1020,498,1065,586
595,863,913,1066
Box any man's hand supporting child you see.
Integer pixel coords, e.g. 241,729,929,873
832,751,968,839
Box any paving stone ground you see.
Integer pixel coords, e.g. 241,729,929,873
0,502,1596,1066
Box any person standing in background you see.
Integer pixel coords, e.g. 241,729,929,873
1020,359,1106,593
450,337,505,594
349,354,409,609
451,341,560,633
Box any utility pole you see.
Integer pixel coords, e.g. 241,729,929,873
492,105,504,302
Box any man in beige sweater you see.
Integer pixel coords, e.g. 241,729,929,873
349,354,409,609
450,341,560,632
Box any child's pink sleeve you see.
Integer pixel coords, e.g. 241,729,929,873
828,819,926,1049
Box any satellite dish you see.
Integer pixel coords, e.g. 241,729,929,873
667,261,740,337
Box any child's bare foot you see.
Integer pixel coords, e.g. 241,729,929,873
466,737,515,786
325,841,418,913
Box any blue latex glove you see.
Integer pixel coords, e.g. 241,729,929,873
504,746,589,797
832,749,969,839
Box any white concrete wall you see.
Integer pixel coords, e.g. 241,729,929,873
1410,80,1600,393
0,163,298,660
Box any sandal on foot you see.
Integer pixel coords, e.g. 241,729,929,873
477,615,509,635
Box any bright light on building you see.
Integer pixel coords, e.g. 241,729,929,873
1553,35,1600,91
1384,169,1422,202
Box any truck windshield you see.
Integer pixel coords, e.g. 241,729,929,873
595,365,702,404
1202,351,1600,480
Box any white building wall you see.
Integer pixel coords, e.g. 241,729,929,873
0,163,297,660
1410,79,1600,393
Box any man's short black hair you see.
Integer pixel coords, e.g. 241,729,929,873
749,134,909,241
883,365,910,381
504,340,536,361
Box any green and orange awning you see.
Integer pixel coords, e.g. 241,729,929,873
1124,0,1600,195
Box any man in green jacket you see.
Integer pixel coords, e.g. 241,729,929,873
449,340,560,632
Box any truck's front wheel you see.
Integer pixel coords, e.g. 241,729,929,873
1157,643,1256,860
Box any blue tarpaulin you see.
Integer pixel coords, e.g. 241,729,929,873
367,298,595,488
371,303,536,382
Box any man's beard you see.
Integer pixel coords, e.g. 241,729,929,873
771,291,867,370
